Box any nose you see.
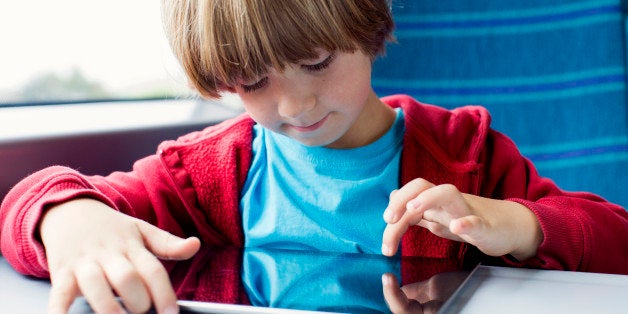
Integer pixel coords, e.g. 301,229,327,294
277,91,316,119
276,72,316,119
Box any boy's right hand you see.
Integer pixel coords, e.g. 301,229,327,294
40,198,200,314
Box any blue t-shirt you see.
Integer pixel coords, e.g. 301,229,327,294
240,108,404,253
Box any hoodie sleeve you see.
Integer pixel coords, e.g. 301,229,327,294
481,129,628,274
0,153,207,278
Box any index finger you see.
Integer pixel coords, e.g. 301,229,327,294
129,247,179,314
382,179,435,256
382,209,426,256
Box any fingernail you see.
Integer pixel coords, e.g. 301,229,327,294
382,244,391,256
383,209,397,223
383,209,393,222
381,274,391,286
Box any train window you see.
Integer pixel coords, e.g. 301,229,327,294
0,0,191,106
0,0,243,199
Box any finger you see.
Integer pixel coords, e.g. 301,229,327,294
74,260,125,314
101,255,151,314
47,269,80,314
382,203,427,256
383,189,398,222
413,184,466,224
383,178,434,224
136,220,201,260
382,273,423,314
416,220,461,242
128,247,179,314
382,220,413,256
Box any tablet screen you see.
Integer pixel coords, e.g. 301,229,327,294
70,246,472,313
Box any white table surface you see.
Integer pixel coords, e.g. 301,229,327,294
0,255,50,313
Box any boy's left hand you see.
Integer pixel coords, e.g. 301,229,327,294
381,178,542,261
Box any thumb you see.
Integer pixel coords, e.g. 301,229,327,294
450,215,485,243
451,216,510,257
136,221,201,260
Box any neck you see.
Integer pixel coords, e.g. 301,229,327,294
327,90,397,149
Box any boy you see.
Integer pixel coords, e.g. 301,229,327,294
1,1,627,313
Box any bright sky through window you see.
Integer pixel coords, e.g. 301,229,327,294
0,0,189,103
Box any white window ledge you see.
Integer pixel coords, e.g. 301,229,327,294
0,97,243,143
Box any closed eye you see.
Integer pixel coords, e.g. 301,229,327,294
241,77,269,93
301,53,335,72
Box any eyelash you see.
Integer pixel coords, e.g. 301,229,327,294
301,53,335,72
241,53,335,93
242,77,268,93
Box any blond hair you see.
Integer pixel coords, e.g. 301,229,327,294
162,0,394,98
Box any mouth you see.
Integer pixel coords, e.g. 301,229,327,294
290,114,329,132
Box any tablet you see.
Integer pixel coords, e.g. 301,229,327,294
69,246,472,314
439,265,628,313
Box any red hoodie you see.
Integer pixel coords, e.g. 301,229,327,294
2,94,627,282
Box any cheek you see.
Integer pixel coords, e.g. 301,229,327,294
324,68,371,109
239,97,278,127
331,55,371,96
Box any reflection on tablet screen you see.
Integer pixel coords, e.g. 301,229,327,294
70,246,472,314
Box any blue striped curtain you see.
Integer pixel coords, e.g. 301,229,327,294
373,0,628,207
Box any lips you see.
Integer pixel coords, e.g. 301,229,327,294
291,115,329,132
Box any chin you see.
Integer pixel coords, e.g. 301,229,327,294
293,135,338,148
297,139,330,147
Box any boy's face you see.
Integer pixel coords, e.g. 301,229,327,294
232,49,387,148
